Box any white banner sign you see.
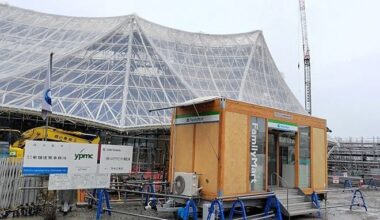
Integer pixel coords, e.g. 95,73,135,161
99,145,133,174
48,173,110,190
23,141,98,175
23,141,69,174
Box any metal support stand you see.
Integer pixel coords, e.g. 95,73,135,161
324,192,327,220
228,199,247,220
96,189,111,220
311,192,321,218
207,199,225,220
343,179,353,192
87,189,97,208
264,195,282,220
350,189,367,211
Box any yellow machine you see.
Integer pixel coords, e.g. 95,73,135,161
9,126,100,158
0,129,21,157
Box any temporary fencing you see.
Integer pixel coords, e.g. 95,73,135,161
0,158,42,214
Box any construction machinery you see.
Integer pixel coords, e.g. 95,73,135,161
7,126,100,158
0,129,21,157
299,0,312,115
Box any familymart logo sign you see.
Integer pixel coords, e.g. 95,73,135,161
74,148,94,160
250,121,259,184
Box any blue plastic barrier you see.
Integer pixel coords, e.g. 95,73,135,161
96,189,111,220
311,192,321,218
207,199,225,220
263,195,282,220
350,189,367,211
228,199,247,220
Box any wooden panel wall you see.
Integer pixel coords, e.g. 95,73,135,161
311,127,327,190
171,124,194,174
223,112,248,195
169,99,327,199
194,123,220,198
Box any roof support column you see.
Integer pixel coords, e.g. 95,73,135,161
120,19,134,127
135,25,171,104
237,34,260,100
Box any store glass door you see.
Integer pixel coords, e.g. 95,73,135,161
279,134,296,187
268,133,277,186
268,131,296,188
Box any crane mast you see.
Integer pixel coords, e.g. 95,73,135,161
299,0,312,115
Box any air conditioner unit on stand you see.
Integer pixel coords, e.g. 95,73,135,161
173,172,199,197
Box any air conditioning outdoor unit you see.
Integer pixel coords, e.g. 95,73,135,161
173,172,199,197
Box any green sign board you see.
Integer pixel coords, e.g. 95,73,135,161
268,119,298,132
175,111,219,125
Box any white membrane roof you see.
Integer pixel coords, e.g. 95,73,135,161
0,4,307,130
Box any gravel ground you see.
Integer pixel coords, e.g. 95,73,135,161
12,188,380,220
294,187,380,220
318,188,380,220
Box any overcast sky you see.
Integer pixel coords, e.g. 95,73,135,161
4,0,380,138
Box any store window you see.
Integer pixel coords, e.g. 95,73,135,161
250,117,266,191
299,126,311,188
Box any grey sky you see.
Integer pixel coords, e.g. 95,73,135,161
4,0,380,138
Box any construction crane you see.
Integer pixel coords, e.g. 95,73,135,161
299,0,312,115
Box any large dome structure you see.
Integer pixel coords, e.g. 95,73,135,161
0,4,307,130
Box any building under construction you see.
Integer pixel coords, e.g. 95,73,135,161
0,4,333,219
328,138,380,177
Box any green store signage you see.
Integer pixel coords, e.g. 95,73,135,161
268,119,298,132
175,111,220,125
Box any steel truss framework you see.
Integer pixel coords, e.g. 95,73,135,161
0,5,306,130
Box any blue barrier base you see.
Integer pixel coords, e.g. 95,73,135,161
264,195,282,220
207,199,225,220
178,199,198,220
228,199,247,220
311,192,321,218
350,189,367,211
96,189,111,220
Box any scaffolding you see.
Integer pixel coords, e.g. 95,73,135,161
328,137,380,176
